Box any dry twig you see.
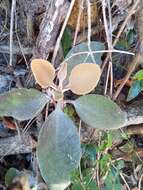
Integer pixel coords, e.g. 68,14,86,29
9,0,16,66
101,0,140,74
52,0,76,65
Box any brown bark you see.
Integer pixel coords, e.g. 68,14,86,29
33,0,69,59
124,100,143,126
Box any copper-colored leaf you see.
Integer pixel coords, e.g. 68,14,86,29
31,59,55,88
69,63,101,95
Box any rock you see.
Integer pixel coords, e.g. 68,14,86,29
0,122,9,138
0,74,14,93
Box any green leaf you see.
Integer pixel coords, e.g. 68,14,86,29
71,170,99,190
106,133,113,148
37,107,81,190
0,88,49,121
127,80,143,101
82,144,96,162
115,40,129,50
84,176,99,190
73,95,126,129
65,41,105,76
63,105,75,118
61,27,72,57
116,160,125,170
5,168,19,186
99,153,111,176
134,70,143,80
127,29,135,45
71,183,83,190
103,168,122,190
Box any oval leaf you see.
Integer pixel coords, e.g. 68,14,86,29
37,107,81,189
127,80,143,101
65,41,105,76
69,63,101,95
134,69,143,80
5,168,19,186
31,59,55,88
0,88,49,121
73,95,126,129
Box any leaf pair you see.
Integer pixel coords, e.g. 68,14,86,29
31,59,101,95
0,88,126,128
31,41,105,95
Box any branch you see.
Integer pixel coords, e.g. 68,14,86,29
0,134,36,156
33,0,69,59
0,44,33,55
9,0,16,66
125,100,143,126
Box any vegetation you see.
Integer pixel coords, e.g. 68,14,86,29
0,0,143,190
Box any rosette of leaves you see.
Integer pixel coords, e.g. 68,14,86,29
0,43,126,190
